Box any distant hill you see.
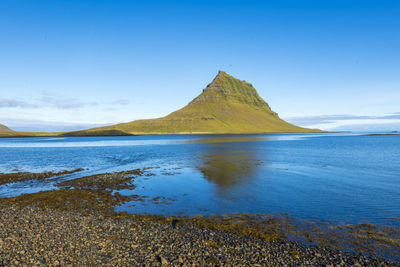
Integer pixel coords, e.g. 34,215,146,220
67,71,321,135
0,124,12,132
0,123,61,138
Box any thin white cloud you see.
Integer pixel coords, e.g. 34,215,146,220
0,118,112,132
38,96,99,109
285,113,400,126
0,98,39,109
37,92,101,109
0,95,130,110
284,113,400,131
108,99,130,105
320,120,400,131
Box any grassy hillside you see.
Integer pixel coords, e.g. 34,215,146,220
0,123,62,138
2,71,322,137
76,71,321,135
0,124,12,132
0,131,59,138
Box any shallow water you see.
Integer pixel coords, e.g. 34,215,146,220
0,133,399,226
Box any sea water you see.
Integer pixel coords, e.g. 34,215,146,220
0,133,399,226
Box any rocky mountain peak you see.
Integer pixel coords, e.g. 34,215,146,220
195,71,272,110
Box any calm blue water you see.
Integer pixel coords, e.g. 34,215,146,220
0,133,399,226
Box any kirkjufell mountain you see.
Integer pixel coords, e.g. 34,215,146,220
66,71,321,135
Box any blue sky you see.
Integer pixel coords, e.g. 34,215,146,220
0,0,399,131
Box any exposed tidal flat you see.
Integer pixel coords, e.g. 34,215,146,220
0,133,399,265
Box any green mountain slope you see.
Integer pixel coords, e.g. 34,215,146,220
0,124,12,132
69,71,321,135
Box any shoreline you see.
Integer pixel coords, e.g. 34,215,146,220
0,130,328,138
0,169,400,266
0,204,398,266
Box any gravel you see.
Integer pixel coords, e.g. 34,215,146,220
0,205,397,266
0,169,84,185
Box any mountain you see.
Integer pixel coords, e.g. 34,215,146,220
66,71,321,135
0,124,12,132
0,124,58,137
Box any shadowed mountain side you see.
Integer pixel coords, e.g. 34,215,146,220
73,71,322,135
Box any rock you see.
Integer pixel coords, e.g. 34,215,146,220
0,203,397,266
158,255,169,265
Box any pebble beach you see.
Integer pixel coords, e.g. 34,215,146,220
0,204,398,266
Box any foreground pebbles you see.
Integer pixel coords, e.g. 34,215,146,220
0,205,397,266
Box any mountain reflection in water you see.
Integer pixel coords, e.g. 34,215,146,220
194,136,267,188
